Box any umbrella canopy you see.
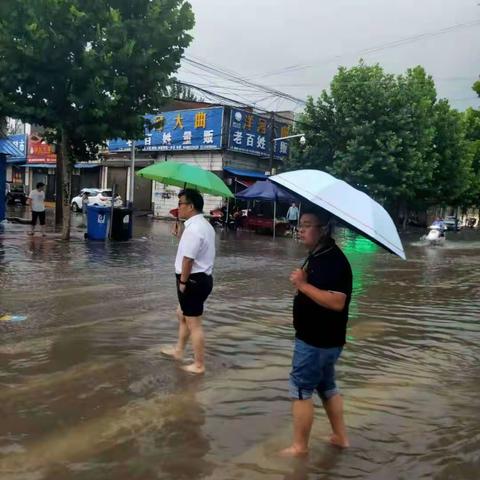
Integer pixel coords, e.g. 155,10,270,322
235,180,297,203
270,169,406,259
136,162,233,198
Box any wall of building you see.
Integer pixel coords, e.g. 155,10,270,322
151,151,225,218
222,151,270,173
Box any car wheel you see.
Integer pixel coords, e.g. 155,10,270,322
72,202,80,212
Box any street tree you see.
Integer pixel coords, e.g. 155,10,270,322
0,0,194,239
288,63,439,225
168,80,200,102
429,100,472,209
462,106,480,213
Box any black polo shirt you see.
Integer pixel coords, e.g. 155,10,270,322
293,240,353,348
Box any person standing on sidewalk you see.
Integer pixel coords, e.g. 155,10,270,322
286,202,300,233
281,210,353,456
81,192,89,228
161,189,216,374
27,182,46,237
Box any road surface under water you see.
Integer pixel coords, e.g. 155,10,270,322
1,213,479,479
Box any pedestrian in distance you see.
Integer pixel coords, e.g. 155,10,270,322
161,189,216,374
281,209,353,456
286,202,300,234
27,182,46,237
81,192,89,228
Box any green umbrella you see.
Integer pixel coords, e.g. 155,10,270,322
136,162,233,198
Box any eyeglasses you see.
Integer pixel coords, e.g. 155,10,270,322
178,201,191,207
298,223,323,230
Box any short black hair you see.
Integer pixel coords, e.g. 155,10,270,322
301,209,334,236
179,188,204,212
36,182,45,189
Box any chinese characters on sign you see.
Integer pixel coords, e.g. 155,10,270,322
27,135,56,164
107,107,224,152
9,135,26,156
227,109,290,159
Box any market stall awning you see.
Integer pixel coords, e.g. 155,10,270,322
235,180,296,203
74,163,102,169
20,164,56,168
223,167,267,180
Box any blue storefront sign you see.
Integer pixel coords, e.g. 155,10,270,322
227,109,290,159
0,134,27,163
107,107,224,152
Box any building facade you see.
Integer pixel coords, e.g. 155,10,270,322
3,103,293,215
105,103,293,217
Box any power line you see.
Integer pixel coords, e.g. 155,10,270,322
183,56,307,106
181,18,480,111
253,19,480,79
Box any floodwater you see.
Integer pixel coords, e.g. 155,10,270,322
1,211,479,480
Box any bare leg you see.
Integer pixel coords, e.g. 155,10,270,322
323,394,349,447
279,399,313,456
181,315,205,374
161,306,188,360
41,223,46,236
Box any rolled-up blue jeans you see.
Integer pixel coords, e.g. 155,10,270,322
288,338,343,401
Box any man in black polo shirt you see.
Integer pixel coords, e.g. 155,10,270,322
281,210,353,456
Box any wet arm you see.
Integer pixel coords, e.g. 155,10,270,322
180,257,194,283
297,283,347,312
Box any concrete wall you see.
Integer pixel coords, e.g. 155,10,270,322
153,183,223,218
152,151,225,218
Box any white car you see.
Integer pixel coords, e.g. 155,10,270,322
71,188,122,212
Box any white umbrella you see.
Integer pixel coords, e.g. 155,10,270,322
270,169,406,260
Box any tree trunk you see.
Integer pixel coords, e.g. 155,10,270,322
55,148,63,226
59,130,72,240
400,199,408,230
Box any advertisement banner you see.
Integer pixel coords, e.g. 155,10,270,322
107,107,224,152
27,135,56,164
227,109,290,159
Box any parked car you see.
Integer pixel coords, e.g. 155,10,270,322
5,182,27,205
443,216,461,231
71,188,122,212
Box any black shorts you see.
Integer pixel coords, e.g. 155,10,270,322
32,211,46,226
176,272,213,317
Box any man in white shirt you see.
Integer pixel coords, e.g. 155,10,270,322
286,202,300,233
161,189,216,374
27,182,46,236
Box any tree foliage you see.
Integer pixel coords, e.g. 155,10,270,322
168,80,200,102
288,62,477,221
462,107,480,209
0,0,194,237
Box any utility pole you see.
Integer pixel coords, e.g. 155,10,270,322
55,140,63,225
129,140,135,208
268,111,275,175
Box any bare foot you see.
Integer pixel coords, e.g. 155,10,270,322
278,445,309,457
160,345,183,360
328,434,350,448
181,363,205,374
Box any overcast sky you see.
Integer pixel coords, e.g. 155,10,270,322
179,0,480,112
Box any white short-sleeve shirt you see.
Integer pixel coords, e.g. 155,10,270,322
175,214,216,275
29,189,46,212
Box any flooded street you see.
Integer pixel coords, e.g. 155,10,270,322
1,212,479,480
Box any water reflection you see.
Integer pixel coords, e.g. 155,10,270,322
0,218,479,479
